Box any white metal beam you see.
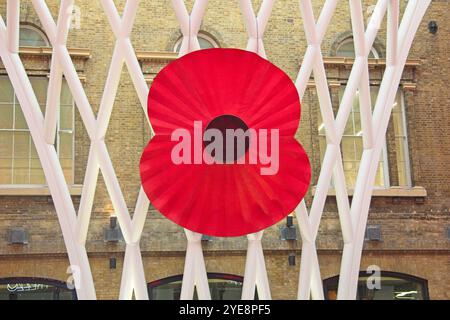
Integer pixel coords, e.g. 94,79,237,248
6,0,19,53
337,0,432,300
171,0,211,301
0,11,97,300
44,0,73,145
239,0,276,300
31,0,153,299
239,0,275,57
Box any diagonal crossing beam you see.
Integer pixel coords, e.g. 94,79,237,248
239,0,276,300
239,0,275,58
171,0,212,300
30,0,153,299
0,2,96,299
337,0,431,300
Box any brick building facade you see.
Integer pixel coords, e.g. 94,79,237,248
0,0,448,299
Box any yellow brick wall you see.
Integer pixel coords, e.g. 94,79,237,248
0,0,449,300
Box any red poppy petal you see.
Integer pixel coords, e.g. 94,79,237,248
140,135,310,237
148,48,300,136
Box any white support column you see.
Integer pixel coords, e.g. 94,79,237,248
87,0,153,299
76,145,99,245
127,243,148,300
242,231,271,300
31,0,154,299
0,12,96,300
294,0,408,301
360,0,388,150
239,0,276,300
241,236,258,299
337,0,431,300
310,0,386,299
6,0,20,53
44,0,73,145
171,0,211,300
295,0,338,100
387,0,399,67
296,213,313,298
101,0,152,134
254,236,271,299
119,242,135,299
350,0,374,149
76,0,140,249
295,0,340,300
239,0,275,58
95,140,133,240
180,230,211,300
172,0,208,56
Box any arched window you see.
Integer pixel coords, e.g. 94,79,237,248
0,277,76,300
323,271,429,300
148,273,255,300
174,32,219,52
19,25,49,47
335,37,379,58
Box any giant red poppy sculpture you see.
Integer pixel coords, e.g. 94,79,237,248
140,48,311,237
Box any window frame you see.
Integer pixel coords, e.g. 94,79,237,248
317,84,417,189
341,88,390,188
394,91,412,187
318,86,391,189
0,75,75,185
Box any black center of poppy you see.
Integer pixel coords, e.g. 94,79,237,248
204,114,250,163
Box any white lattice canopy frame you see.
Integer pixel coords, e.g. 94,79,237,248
0,0,431,300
